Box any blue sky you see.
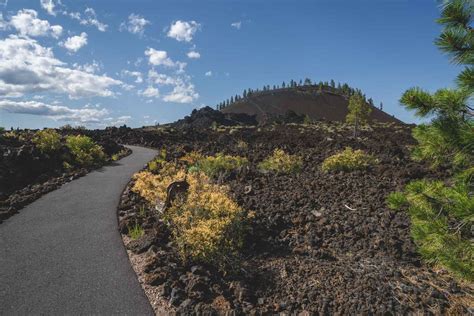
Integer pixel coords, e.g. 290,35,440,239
0,0,460,128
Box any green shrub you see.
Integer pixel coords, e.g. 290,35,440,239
321,147,377,172
258,148,302,174
387,170,473,281
195,153,248,177
65,135,106,167
32,129,62,154
148,148,167,173
128,223,144,240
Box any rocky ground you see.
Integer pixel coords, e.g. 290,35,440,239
0,130,130,223
117,122,473,315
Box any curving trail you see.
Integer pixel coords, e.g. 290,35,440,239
0,145,156,315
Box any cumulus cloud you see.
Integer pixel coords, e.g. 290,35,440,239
231,21,242,30
187,51,200,59
120,13,149,36
167,20,200,42
0,35,122,99
60,32,87,53
0,99,108,123
10,9,63,38
163,82,198,103
205,71,212,77
147,69,198,103
139,86,159,98
40,0,61,16
144,48,175,67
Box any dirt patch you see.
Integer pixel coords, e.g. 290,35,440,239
118,123,472,314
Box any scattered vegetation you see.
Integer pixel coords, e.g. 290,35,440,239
216,78,373,111
147,148,168,173
322,147,377,172
236,140,248,150
388,0,473,281
128,223,145,240
346,92,372,137
188,152,248,177
258,148,303,174
65,135,106,167
32,129,62,154
132,158,249,268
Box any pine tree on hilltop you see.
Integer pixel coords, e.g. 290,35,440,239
346,92,372,137
388,0,473,281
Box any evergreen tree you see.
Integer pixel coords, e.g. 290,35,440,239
388,0,473,281
282,81,286,88
299,79,303,86
243,89,247,98
346,92,372,137
368,98,374,106
379,102,383,110
304,78,312,86
330,79,335,88
230,96,234,103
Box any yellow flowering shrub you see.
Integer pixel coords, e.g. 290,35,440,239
258,148,303,173
131,158,248,267
180,151,205,165
65,135,106,167
167,171,246,264
132,161,186,203
32,129,62,153
321,147,377,172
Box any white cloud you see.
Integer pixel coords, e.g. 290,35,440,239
65,7,107,32
40,0,61,16
144,48,175,67
0,35,122,99
147,70,198,103
0,99,108,123
122,70,143,83
205,71,212,77
231,21,242,30
140,86,159,98
120,13,149,36
73,60,102,74
10,9,63,38
163,82,198,103
187,51,200,59
60,32,87,53
148,70,178,85
167,20,200,42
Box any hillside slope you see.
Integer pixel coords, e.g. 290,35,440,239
221,87,403,124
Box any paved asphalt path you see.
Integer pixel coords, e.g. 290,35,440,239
0,145,157,315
